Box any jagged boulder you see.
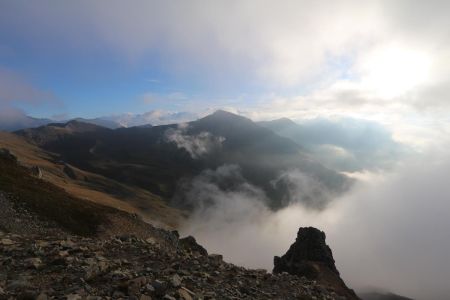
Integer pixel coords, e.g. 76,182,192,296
274,227,338,277
274,227,359,299
179,236,208,256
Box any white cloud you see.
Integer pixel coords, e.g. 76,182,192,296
164,124,225,159
0,67,57,105
0,67,60,129
0,1,394,87
271,169,331,208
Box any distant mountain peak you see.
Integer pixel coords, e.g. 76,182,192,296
61,119,106,130
35,119,109,134
259,117,298,128
200,110,252,124
275,117,297,124
212,109,236,116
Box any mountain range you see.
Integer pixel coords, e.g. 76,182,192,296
15,110,351,210
0,110,201,132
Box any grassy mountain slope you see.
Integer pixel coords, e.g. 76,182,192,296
0,131,183,228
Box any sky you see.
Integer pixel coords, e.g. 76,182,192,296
1,0,450,150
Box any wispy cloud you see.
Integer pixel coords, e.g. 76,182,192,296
164,123,225,159
0,67,58,105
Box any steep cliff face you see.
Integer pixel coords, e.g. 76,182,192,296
274,227,359,299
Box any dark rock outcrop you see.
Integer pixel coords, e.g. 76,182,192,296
274,227,338,277
30,166,43,179
179,235,208,256
274,227,359,299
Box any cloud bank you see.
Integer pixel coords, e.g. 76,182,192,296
270,117,410,172
180,152,450,300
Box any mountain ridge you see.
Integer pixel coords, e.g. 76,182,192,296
15,110,352,210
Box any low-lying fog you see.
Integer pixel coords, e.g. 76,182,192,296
180,151,450,300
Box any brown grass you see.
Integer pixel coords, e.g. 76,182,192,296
0,132,184,229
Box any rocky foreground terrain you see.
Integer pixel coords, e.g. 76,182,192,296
0,147,360,299
0,230,352,300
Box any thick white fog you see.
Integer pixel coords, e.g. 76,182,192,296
180,152,450,300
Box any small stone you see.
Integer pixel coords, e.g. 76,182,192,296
66,294,82,300
36,293,48,300
98,261,109,272
128,276,147,295
139,295,152,300
0,238,14,245
35,240,49,248
145,237,156,244
181,287,196,297
144,283,155,292
152,280,167,296
170,274,182,288
178,289,193,300
163,295,176,300
7,279,31,290
60,239,76,249
26,257,43,270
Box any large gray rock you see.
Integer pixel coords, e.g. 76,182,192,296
273,227,338,277
273,227,360,299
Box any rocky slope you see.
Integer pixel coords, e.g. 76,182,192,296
0,231,351,300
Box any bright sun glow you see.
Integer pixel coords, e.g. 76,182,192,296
361,46,432,98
